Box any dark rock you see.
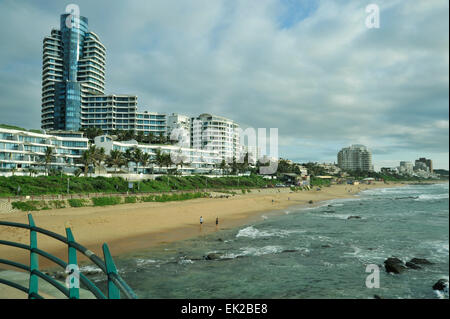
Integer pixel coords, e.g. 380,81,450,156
217,238,223,242
204,253,222,260
409,258,433,265
384,257,407,274
347,215,362,220
282,249,299,253
308,200,314,204
373,294,383,299
432,279,449,291
405,262,422,269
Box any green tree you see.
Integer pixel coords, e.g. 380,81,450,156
106,149,125,173
219,159,227,176
42,147,54,176
78,149,93,177
141,152,151,174
133,148,143,173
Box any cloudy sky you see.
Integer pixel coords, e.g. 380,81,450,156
0,0,448,170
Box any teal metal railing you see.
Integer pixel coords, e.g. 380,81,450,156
0,214,137,299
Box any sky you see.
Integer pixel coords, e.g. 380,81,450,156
0,0,448,170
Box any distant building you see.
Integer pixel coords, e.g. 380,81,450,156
0,128,88,172
415,157,433,173
318,162,341,175
398,161,414,175
381,167,397,174
337,145,373,172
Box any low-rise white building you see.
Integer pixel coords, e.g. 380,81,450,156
94,135,222,174
0,128,88,172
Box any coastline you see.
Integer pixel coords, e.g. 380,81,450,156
0,182,421,270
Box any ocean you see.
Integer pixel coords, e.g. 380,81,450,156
86,183,449,299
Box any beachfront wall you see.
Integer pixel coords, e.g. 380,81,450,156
0,128,88,172
94,135,222,174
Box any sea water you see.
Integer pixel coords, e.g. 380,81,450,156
88,183,449,299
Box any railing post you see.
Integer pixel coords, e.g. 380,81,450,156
102,243,120,299
28,214,38,299
65,227,79,299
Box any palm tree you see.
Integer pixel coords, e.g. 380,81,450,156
145,132,155,144
43,147,54,176
106,149,125,173
140,153,150,174
78,149,93,177
133,148,143,173
136,131,144,143
162,153,173,173
153,149,165,173
90,145,105,174
219,159,227,176
124,148,134,173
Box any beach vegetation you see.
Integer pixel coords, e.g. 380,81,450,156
91,196,122,206
68,198,89,207
124,196,138,204
0,175,276,198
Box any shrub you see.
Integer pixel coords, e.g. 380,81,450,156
12,201,40,211
141,196,155,202
68,198,89,207
91,196,122,206
50,200,66,209
124,196,137,204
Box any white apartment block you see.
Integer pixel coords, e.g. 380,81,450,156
166,113,191,144
0,128,88,171
337,144,373,172
94,135,222,174
191,113,240,162
398,161,414,175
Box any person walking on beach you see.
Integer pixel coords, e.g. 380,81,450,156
215,217,219,230
200,216,203,225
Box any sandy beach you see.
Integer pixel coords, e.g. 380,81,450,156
0,182,407,270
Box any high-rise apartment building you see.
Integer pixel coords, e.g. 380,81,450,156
41,12,166,137
191,114,240,161
399,161,414,175
415,157,433,173
337,144,373,172
41,14,106,131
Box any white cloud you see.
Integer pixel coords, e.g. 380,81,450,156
0,0,448,168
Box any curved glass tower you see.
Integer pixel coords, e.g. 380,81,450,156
40,10,167,137
41,12,106,131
